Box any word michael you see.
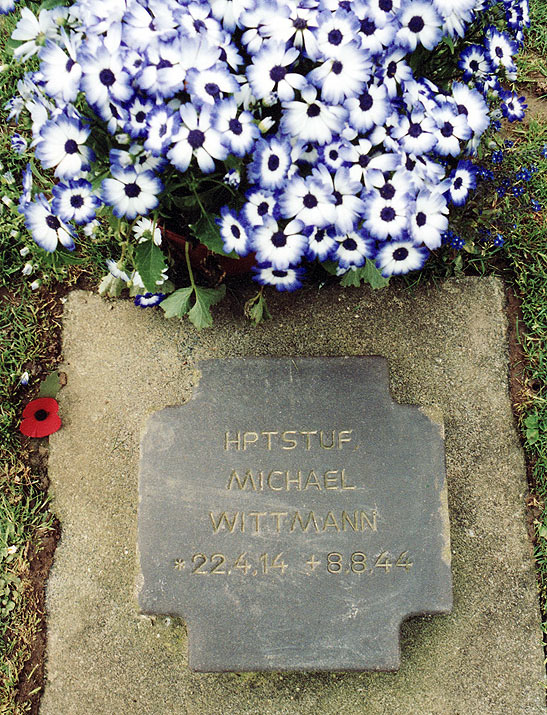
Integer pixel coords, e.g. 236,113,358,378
224,429,354,451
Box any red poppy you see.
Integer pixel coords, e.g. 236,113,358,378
19,397,62,438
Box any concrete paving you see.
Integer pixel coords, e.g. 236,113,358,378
44,277,545,714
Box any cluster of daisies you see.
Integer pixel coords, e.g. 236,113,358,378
5,0,528,294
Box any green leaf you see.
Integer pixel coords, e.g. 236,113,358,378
39,372,60,398
190,214,237,258
244,291,271,325
188,285,226,330
320,260,339,276
160,287,194,319
340,261,390,290
442,35,455,54
134,241,167,293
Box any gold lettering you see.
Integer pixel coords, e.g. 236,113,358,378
338,430,353,448
261,431,278,450
341,468,355,490
303,470,322,490
322,511,340,531
209,512,239,533
285,470,302,490
319,430,335,449
361,510,378,532
270,512,288,532
226,470,257,490
341,510,359,531
247,511,266,532
267,470,284,491
281,430,298,449
290,511,319,532
224,431,242,450
323,470,339,489
300,430,318,449
243,431,258,449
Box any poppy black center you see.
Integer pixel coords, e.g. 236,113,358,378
359,92,373,111
379,183,395,200
124,182,141,198
329,150,338,161
416,211,427,227
258,201,269,216
303,193,318,209
441,122,454,137
408,16,424,33
380,206,396,222
229,118,242,135
409,123,423,138
64,139,78,154
46,215,61,230
343,238,357,250
267,154,280,171
307,103,321,117
332,60,343,75
270,65,286,82
393,247,409,261
188,129,205,148
99,68,115,86
361,18,376,35
328,29,343,46
271,231,287,247
34,409,48,421
70,195,84,208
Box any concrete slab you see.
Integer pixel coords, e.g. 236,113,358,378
44,277,545,714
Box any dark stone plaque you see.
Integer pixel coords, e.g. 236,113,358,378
138,357,452,672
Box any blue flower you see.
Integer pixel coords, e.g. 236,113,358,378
11,133,27,155
333,231,376,269
376,240,429,277
444,160,477,206
216,206,251,256
251,264,305,292
213,99,259,157
134,293,166,307
35,113,94,179
102,166,163,219
22,193,76,252
52,179,101,225
247,136,292,190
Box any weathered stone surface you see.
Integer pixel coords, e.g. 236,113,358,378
139,357,452,672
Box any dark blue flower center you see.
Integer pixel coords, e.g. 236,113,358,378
307,103,321,117
159,123,168,137
379,183,395,200
188,129,205,148
386,61,397,78
457,103,468,116
99,68,115,86
315,229,326,242
359,154,370,167
408,16,424,33
361,18,376,35
124,182,141,198
359,92,373,111
64,139,78,154
406,157,416,170
328,29,343,45
272,269,288,277
454,177,463,190
409,123,423,138
231,224,241,238
333,190,343,206
66,58,75,72
70,195,84,208
343,238,357,251
271,231,287,247
229,117,242,135
293,17,307,29
194,19,206,32
136,111,146,123
258,201,269,216
332,60,343,75
329,150,339,161
303,193,318,209
379,0,393,11
469,59,479,71
157,59,172,70
495,46,503,58
416,211,427,227
270,65,287,82
46,215,61,230
393,247,409,261
441,122,454,137
380,206,396,222
267,154,280,171
205,82,220,97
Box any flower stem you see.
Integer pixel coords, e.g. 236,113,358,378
185,240,196,291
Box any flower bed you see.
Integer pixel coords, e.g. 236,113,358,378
4,0,529,327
